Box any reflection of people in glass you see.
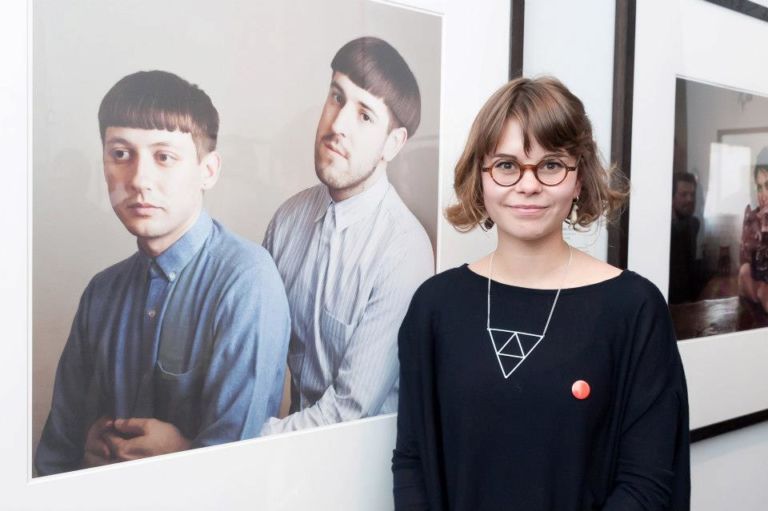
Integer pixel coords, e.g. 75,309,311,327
35,71,290,475
393,78,689,509
738,149,768,312
669,172,703,303
261,37,434,434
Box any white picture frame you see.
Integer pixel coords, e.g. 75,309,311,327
629,0,768,431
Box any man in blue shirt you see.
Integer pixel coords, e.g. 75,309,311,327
35,70,290,476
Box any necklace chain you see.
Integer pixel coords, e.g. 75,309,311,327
486,245,573,378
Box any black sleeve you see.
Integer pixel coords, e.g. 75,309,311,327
603,286,691,510
392,289,433,510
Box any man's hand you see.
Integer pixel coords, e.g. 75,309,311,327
103,418,191,462
82,415,116,468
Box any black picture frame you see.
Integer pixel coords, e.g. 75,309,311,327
509,0,525,80
704,0,768,21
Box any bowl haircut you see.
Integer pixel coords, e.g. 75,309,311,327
98,70,219,160
331,36,421,138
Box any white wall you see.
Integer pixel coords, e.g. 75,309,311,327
691,420,768,510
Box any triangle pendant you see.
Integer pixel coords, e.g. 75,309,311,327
487,328,544,379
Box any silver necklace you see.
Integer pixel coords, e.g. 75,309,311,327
486,245,573,379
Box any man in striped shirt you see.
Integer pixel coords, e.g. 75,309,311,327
261,37,434,434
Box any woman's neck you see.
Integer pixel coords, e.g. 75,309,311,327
491,232,572,289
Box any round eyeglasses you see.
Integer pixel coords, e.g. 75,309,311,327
481,157,578,187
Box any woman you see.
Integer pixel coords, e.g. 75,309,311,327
738,150,768,312
392,77,689,510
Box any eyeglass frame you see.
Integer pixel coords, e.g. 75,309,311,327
481,155,579,187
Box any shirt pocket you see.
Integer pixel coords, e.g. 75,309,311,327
320,308,354,374
153,360,205,439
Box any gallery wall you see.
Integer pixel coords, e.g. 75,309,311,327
2,0,767,509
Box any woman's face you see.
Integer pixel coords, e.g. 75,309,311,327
481,118,581,245
757,168,768,210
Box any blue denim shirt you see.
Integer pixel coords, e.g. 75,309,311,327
36,211,290,475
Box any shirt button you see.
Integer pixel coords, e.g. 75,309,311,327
169,272,176,281
147,309,156,319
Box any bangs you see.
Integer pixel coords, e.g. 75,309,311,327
511,87,583,156
478,80,585,162
99,95,200,136
98,71,219,154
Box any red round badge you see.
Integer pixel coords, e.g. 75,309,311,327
571,380,591,400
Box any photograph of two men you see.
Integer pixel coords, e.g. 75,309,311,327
32,0,440,476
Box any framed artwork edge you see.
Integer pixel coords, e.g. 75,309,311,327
612,0,768,439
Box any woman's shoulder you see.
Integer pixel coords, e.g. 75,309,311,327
568,251,661,294
599,266,664,301
561,252,667,312
575,264,664,305
407,265,486,313
580,267,671,331
401,266,478,329
414,265,476,298
566,250,621,286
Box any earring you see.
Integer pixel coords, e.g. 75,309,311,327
568,196,580,224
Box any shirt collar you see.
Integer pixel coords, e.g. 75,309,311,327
314,174,390,232
313,186,334,224
139,210,213,282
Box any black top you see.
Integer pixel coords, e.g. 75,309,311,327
393,266,690,511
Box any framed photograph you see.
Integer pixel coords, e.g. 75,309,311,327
1,0,514,508
32,0,443,478
612,0,768,436
667,78,768,341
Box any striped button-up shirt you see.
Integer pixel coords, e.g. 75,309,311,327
261,175,434,434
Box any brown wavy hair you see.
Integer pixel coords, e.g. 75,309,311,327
445,76,627,231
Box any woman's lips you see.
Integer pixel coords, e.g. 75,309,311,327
507,204,548,216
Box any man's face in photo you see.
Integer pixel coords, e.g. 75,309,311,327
672,180,696,219
103,127,218,255
314,72,399,200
